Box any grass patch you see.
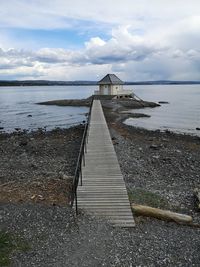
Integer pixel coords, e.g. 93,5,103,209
0,230,30,266
128,188,170,209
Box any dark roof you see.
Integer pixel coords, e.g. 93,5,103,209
97,74,124,85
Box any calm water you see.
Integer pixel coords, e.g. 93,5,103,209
0,86,94,132
127,84,200,136
0,85,199,136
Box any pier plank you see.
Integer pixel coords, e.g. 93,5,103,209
77,100,135,227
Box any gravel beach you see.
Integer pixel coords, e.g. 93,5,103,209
0,126,84,205
1,102,200,266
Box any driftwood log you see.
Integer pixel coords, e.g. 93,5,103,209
131,204,193,224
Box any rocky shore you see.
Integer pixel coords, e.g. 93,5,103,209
1,99,200,266
104,105,200,215
38,95,160,111
38,99,91,107
0,126,84,205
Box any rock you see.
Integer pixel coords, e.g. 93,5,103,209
152,155,160,159
31,194,45,201
125,113,151,118
147,138,154,141
15,128,21,131
62,174,70,180
38,195,45,201
162,157,171,162
158,101,169,104
19,140,28,146
112,136,118,145
30,163,38,169
194,188,200,210
149,144,160,150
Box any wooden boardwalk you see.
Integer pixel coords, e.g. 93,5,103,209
77,100,135,227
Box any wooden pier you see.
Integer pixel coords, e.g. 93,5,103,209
77,100,135,227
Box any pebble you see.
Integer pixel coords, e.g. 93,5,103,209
149,144,160,150
152,155,160,159
19,140,28,146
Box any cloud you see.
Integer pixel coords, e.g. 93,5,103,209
0,26,159,66
1,1,200,80
0,1,197,25
84,26,160,65
1,22,200,81
1,0,200,29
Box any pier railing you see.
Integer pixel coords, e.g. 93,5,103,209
70,96,93,214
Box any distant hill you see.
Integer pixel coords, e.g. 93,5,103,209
0,80,97,86
0,80,200,86
125,80,200,85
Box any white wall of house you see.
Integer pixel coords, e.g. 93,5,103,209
99,84,124,95
111,85,123,95
99,85,111,95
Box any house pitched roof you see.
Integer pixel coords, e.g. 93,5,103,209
97,74,124,85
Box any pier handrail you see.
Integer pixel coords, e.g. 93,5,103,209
70,96,94,214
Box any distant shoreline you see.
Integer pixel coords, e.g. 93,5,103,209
1,80,200,87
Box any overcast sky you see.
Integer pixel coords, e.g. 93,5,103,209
0,0,200,81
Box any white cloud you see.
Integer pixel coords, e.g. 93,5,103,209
85,37,106,49
1,22,200,81
1,1,200,80
1,0,200,29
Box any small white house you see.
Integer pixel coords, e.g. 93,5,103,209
94,74,132,96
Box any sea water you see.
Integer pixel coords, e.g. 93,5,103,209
0,84,199,136
126,84,200,136
0,86,94,132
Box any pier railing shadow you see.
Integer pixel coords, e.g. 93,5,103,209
70,96,94,214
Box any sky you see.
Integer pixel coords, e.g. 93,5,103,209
0,0,200,81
